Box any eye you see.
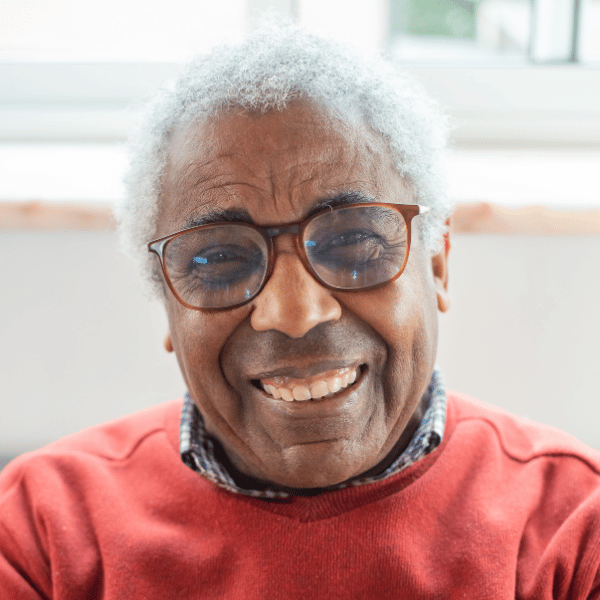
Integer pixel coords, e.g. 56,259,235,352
192,247,247,266
313,229,387,265
324,230,383,249
189,244,262,279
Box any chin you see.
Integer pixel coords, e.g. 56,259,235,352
263,440,374,490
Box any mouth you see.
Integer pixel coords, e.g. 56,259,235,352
251,364,365,402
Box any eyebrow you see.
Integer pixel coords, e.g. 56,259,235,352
183,191,377,229
184,208,254,229
305,191,377,219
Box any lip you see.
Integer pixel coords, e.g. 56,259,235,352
250,360,363,382
254,364,368,417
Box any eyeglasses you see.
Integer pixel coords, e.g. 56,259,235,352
148,202,430,311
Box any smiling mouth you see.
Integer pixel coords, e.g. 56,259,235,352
252,365,364,402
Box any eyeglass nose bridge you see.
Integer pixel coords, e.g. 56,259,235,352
260,222,314,287
263,223,301,239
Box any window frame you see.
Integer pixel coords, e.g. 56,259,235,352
1,59,599,145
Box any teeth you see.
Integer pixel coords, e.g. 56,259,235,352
310,381,329,399
263,384,281,399
261,367,360,402
292,386,311,401
329,377,342,394
280,389,294,402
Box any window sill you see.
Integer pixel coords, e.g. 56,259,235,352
2,200,600,236
1,143,598,235
0,200,114,230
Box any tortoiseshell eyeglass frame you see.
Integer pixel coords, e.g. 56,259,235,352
147,202,430,311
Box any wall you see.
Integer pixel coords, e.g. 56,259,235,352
438,233,600,449
1,230,599,465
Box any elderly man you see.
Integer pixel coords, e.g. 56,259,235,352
2,26,600,599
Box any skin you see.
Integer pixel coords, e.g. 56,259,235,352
156,100,450,490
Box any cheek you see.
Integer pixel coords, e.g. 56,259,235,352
379,283,438,433
344,272,436,348
340,270,439,390
166,304,256,437
391,276,438,350
166,302,250,388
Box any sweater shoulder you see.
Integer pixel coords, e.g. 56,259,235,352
2,400,183,477
447,390,600,475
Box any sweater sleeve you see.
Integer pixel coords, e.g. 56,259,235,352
0,460,52,600
589,569,600,600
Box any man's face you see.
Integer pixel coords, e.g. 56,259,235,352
157,101,449,489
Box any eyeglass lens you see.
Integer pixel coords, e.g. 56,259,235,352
162,205,409,309
304,205,408,290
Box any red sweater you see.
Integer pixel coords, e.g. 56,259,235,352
1,392,600,599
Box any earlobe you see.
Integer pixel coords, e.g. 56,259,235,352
164,334,174,353
437,290,451,313
432,222,451,313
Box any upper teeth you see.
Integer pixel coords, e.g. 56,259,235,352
261,367,359,402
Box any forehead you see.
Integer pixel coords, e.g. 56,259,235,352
157,101,411,235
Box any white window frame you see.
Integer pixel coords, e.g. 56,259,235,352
1,0,599,146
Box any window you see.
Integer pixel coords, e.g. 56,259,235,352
390,0,600,64
1,0,598,144
1,0,599,230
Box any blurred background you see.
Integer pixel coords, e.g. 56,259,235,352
1,0,599,469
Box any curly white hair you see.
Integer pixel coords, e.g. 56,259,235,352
116,24,453,297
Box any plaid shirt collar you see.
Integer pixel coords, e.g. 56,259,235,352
180,368,446,499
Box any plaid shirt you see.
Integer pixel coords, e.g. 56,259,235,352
180,368,447,499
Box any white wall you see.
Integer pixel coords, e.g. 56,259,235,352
1,230,599,460
438,233,600,450
0,231,183,457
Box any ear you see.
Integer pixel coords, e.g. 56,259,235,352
431,221,451,313
164,333,174,353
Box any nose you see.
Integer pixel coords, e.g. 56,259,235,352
250,238,342,338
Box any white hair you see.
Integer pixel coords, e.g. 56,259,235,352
117,24,453,297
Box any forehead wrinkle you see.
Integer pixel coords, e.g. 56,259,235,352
253,155,321,219
162,103,413,235
176,155,260,197
173,161,275,221
170,121,270,191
